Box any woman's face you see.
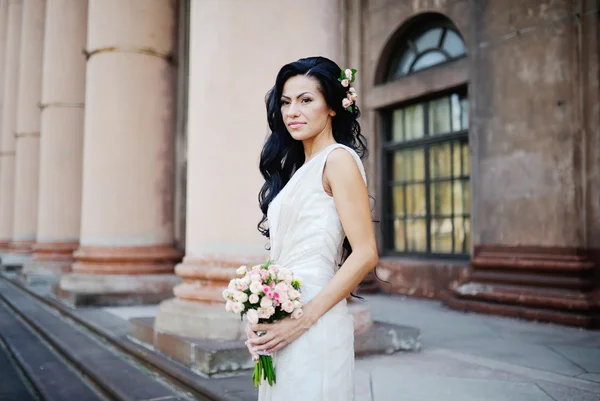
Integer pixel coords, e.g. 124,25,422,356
280,75,336,142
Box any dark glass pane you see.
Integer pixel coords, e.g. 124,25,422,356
429,142,452,179
451,94,461,132
431,218,453,253
406,184,426,217
460,97,469,129
452,141,462,178
411,51,447,72
454,217,470,253
393,151,404,181
453,180,464,215
402,148,425,181
463,180,470,213
429,96,451,135
415,28,443,52
392,109,403,141
443,30,466,58
397,50,415,77
461,142,470,175
392,185,405,217
394,219,406,251
404,104,424,140
407,218,427,252
431,181,452,215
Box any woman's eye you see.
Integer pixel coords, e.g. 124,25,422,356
301,98,312,104
281,100,289,106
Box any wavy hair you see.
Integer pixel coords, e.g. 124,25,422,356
257,56,370,267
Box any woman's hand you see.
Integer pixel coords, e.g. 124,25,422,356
248,312,316,354
245,324,260,361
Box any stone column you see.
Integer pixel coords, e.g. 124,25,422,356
448,0,600,328
2,0,46,268
55,0,181,307
0,1,22,259
154,0,342,341
20,0,88,283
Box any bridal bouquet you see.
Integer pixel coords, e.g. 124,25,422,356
223,260,303,388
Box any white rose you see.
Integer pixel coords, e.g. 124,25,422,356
275,282,288,293
258,307,269,319
260,297,273,308
345,69,353,79
246,309,259,324
284,273,293,284
235,291,248,303
291,308,304,320
349,87,356,93
288,289,300,300
240,275,251,285
249,282,263,294
266,307,275,318
228,280,236,291
225,300,234,312
250,274,261,282
232,302,245,314
222,289,230,300
278,291,289,303
249,293,260,304
293,300,303,309
236,265,247,275
281,301,294,313
341,79,349,87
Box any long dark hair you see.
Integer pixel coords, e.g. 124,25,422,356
257,56,369,264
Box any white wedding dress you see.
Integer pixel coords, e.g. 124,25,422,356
258,143,367,401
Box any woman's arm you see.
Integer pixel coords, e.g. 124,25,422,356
249,148,378,353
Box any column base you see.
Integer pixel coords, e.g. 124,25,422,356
447,245,600,328
155,298,246,341
53,273,181,308
20,242,78,284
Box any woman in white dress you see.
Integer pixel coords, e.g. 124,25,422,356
246,56,378,401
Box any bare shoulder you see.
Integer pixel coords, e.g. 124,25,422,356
323,147,365,196
324,147,361,175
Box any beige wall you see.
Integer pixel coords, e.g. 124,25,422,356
185,0,343,259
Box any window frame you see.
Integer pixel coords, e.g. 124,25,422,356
381,87,470,260
385,18,467,81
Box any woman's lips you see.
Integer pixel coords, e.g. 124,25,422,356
288,122,305,128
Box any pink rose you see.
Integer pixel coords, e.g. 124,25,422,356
291,308,304,320
263,285,271,294
342,98,352,108
341,79,349,87
350,93,358,101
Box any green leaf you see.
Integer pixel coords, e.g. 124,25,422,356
351,68,357,74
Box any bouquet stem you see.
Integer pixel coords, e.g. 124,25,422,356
252,354,276,388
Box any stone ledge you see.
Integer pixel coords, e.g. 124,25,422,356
130,317,421,376
53,273,181,308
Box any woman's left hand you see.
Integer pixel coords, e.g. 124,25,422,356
249,314,314,354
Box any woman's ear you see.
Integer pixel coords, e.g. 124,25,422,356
329,109,336,117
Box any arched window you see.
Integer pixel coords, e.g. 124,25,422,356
381,15,470,257
385,16,466,81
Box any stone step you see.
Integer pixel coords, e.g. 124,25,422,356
0,280,199,401
0,337,38,401
0,301,106,401
0,273,252,401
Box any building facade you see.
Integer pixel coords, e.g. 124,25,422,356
0,0,598,330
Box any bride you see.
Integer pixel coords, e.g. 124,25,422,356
246,56,378,401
